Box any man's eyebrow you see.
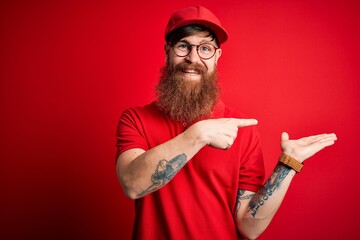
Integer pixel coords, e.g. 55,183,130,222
178,39,216,45
200,39,216,44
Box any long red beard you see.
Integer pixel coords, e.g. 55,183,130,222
156,61,220,123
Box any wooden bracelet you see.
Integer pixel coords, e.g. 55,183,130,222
278,153,304,173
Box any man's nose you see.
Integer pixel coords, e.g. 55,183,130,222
185,46,201,63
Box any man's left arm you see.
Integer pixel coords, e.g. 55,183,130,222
234,132,337,239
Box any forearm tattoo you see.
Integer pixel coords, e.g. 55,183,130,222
235,189,256,215
248,164,291,217
140,153,187,196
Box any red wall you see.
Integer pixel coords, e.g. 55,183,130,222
1,0,359,239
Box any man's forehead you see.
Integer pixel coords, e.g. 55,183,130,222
178,32,216,43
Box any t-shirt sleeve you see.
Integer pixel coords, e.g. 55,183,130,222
115,108,149,160
237,127,265,192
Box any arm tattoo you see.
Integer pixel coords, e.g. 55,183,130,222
235,189,256,215
248,163,291,217
140,153,187,196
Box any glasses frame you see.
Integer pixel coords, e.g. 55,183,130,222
169,41,219,60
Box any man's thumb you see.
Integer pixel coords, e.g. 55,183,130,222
281,132,289,141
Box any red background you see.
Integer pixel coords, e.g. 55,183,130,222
1,0,359,239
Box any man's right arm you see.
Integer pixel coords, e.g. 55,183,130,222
116,118,258,199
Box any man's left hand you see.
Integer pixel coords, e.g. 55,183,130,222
280,132,337,163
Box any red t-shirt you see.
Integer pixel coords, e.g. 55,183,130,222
116,101,265,239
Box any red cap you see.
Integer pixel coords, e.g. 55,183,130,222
165,6,228,45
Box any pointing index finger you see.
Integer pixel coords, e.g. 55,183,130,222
235,118,258,128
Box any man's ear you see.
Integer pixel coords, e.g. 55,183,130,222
215,48,222,64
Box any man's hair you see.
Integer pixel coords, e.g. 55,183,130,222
165,24,219,47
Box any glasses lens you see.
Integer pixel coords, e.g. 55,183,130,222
198,44,216,59
173,42,190,57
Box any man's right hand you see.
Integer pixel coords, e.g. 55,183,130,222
188,118,258,150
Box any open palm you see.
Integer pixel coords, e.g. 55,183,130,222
280,132,337,163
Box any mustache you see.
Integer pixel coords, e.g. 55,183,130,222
171,62,207,75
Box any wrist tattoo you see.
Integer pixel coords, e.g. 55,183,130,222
140,154,187,196
248,164,291,217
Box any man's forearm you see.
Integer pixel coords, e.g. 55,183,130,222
248,163,293,217
116,126,208,199
137,153,188,197
236,163,296,239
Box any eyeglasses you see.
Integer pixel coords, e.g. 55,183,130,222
170,41,219,60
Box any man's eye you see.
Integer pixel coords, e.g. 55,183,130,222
177,44,188,50
200,45,211,52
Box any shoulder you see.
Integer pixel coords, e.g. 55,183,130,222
119,101,172,131
121,102,162,120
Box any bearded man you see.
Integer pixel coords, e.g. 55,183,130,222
115,6,336,240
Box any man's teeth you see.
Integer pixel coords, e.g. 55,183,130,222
184,70,199,74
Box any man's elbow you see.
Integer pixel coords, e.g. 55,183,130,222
239,230,262,240
122,188,140,200
238,226,263,240
118,179,144,200
116,171,141,200
236,216,268,240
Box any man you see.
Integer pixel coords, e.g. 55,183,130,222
116,6,337,239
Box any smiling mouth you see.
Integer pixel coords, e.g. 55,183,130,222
183,69,200,75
